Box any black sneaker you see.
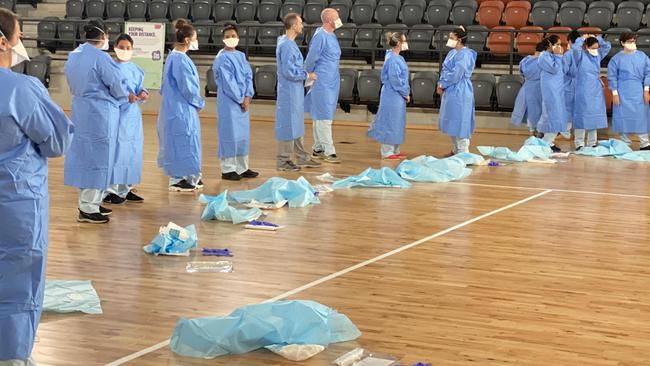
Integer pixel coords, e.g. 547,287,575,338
241,169,259,178
641,145,650,151
550,145,561,153
103,193,126,205
125,191,144,203
169,179,196,192
312,150,325,159
195,180,204,189
576,146,583,151
221,172,242,181
99,206,112,216
78,210,109,224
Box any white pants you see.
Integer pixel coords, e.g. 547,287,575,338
526,119,536,132
312,120,336,156
380,144,400,158
79,189,103,214
621,133,650,148
106,184,132,199
169,174,202,186
220,155,249,174
575,129,598,148
0,358,38,366
542,133,557,146
451,137,470,154
277,138,309,165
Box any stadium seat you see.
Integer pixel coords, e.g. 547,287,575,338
105,21,123,43
471,73,496,109
335,23,356,48
85,0,106,19
206,69,218,97
477,0,504,29
547,26,572,48
605,27,631,56
235,0,257,22
504,1,531,28
213,1,235,22
194,24,212,47
339,68,357,102
616,1,643,30
351,0,376,25
258,21,283,46
466,24,489,53
637,27,650,56
410,71,439,106
126,0,147,21
149,0,170,21
330,0,352,22
425,0,452,27
357,69,382,103
57,21,78,49
280,0,303,19
515,26,543,55
354,23,382,49
65,0,84,19
304,22,320,43
170,0,191,20
239,20,260,46
558,1,586,28
496,74,523,109
577,26,603,34
255,64,277,98
25,55,51,87
375,0,400,25
587,1,615,30
0,0,16,11
432,24,457,51
37,17,58,52
257,1,280,22
531,1,558,28
106,0,126,20
451,0,478,26
303,0,325,23
487,25,515,56
400,0,425,26
192,1,213,22
408,24,435,51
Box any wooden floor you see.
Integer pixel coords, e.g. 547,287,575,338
34,116,650,366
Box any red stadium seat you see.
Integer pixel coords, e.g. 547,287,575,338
488,25,515,56
504,0,531,29
478,0,504,28
516,26,543,56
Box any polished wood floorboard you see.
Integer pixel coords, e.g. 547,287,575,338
33,116,650,365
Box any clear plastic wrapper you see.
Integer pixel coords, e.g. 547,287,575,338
185,261,233,273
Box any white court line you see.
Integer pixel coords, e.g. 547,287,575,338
450,181,650,199
105,189,552,366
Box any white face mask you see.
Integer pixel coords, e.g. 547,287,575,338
588,48,599,56
401,41,409,51
446,38,457,48
334,18,343,29
223,37,239,48
10,40,30,67
189,39,199,51
624,42,637,51
115,48,133,62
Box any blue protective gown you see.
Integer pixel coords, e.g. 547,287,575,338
368,50,410,145
537,51,566,133
438,47,477,139
304,27,341,121
212,49,254,159
571,36,612,130
275,35,308,141
563,50,577,121
157,50,205,177
0,69,74,360
113,61,145,185
511,55,542,127
607,50,650,134
63,43,128,189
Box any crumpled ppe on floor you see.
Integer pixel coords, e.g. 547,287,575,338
575,139,650,162
265,344,326,361
43,280,102,314
331,167,411,189
143,223,198,256
170,300,362,358
396,153,485,182
478,136,553,162
227,177,319,208
199,191,263,224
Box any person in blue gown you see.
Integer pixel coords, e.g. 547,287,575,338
437,26,477,155
275,13,321,171
157,19,205,191
304,8,343,164
0,9,74,365
64,19,128,223
561,30,581,140
537,35,566,151
571,34,612,150
212,23,259,181
512,41,545,136
103,33,148,204
368,31,410,160
607,32,650,150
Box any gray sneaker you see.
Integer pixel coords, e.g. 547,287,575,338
277,161,301,171
297,159,322,168
324,154,341,164
312,150,325,159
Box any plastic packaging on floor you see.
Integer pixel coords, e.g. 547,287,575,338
265,344,325,361
201,248,233,257
199,191,263,224
245,220,284,231
331,167,411,189
43,280,102,314
575,139,650,162
333,347,398,366
244,199,288,210
396,153,485,182
477,136,554,162
143,223,197,256
185,261,233,273
170,300,361,358
228,176,319,208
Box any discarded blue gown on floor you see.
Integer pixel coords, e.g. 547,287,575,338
143,224,198,255
43,280,102,314
170,300,361,358
332,167,411,189
575,139,650,161
396,153,485,182
227,177,319,208
199,192,263,224
477,136,553,162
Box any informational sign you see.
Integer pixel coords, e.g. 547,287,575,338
125,22,165,90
